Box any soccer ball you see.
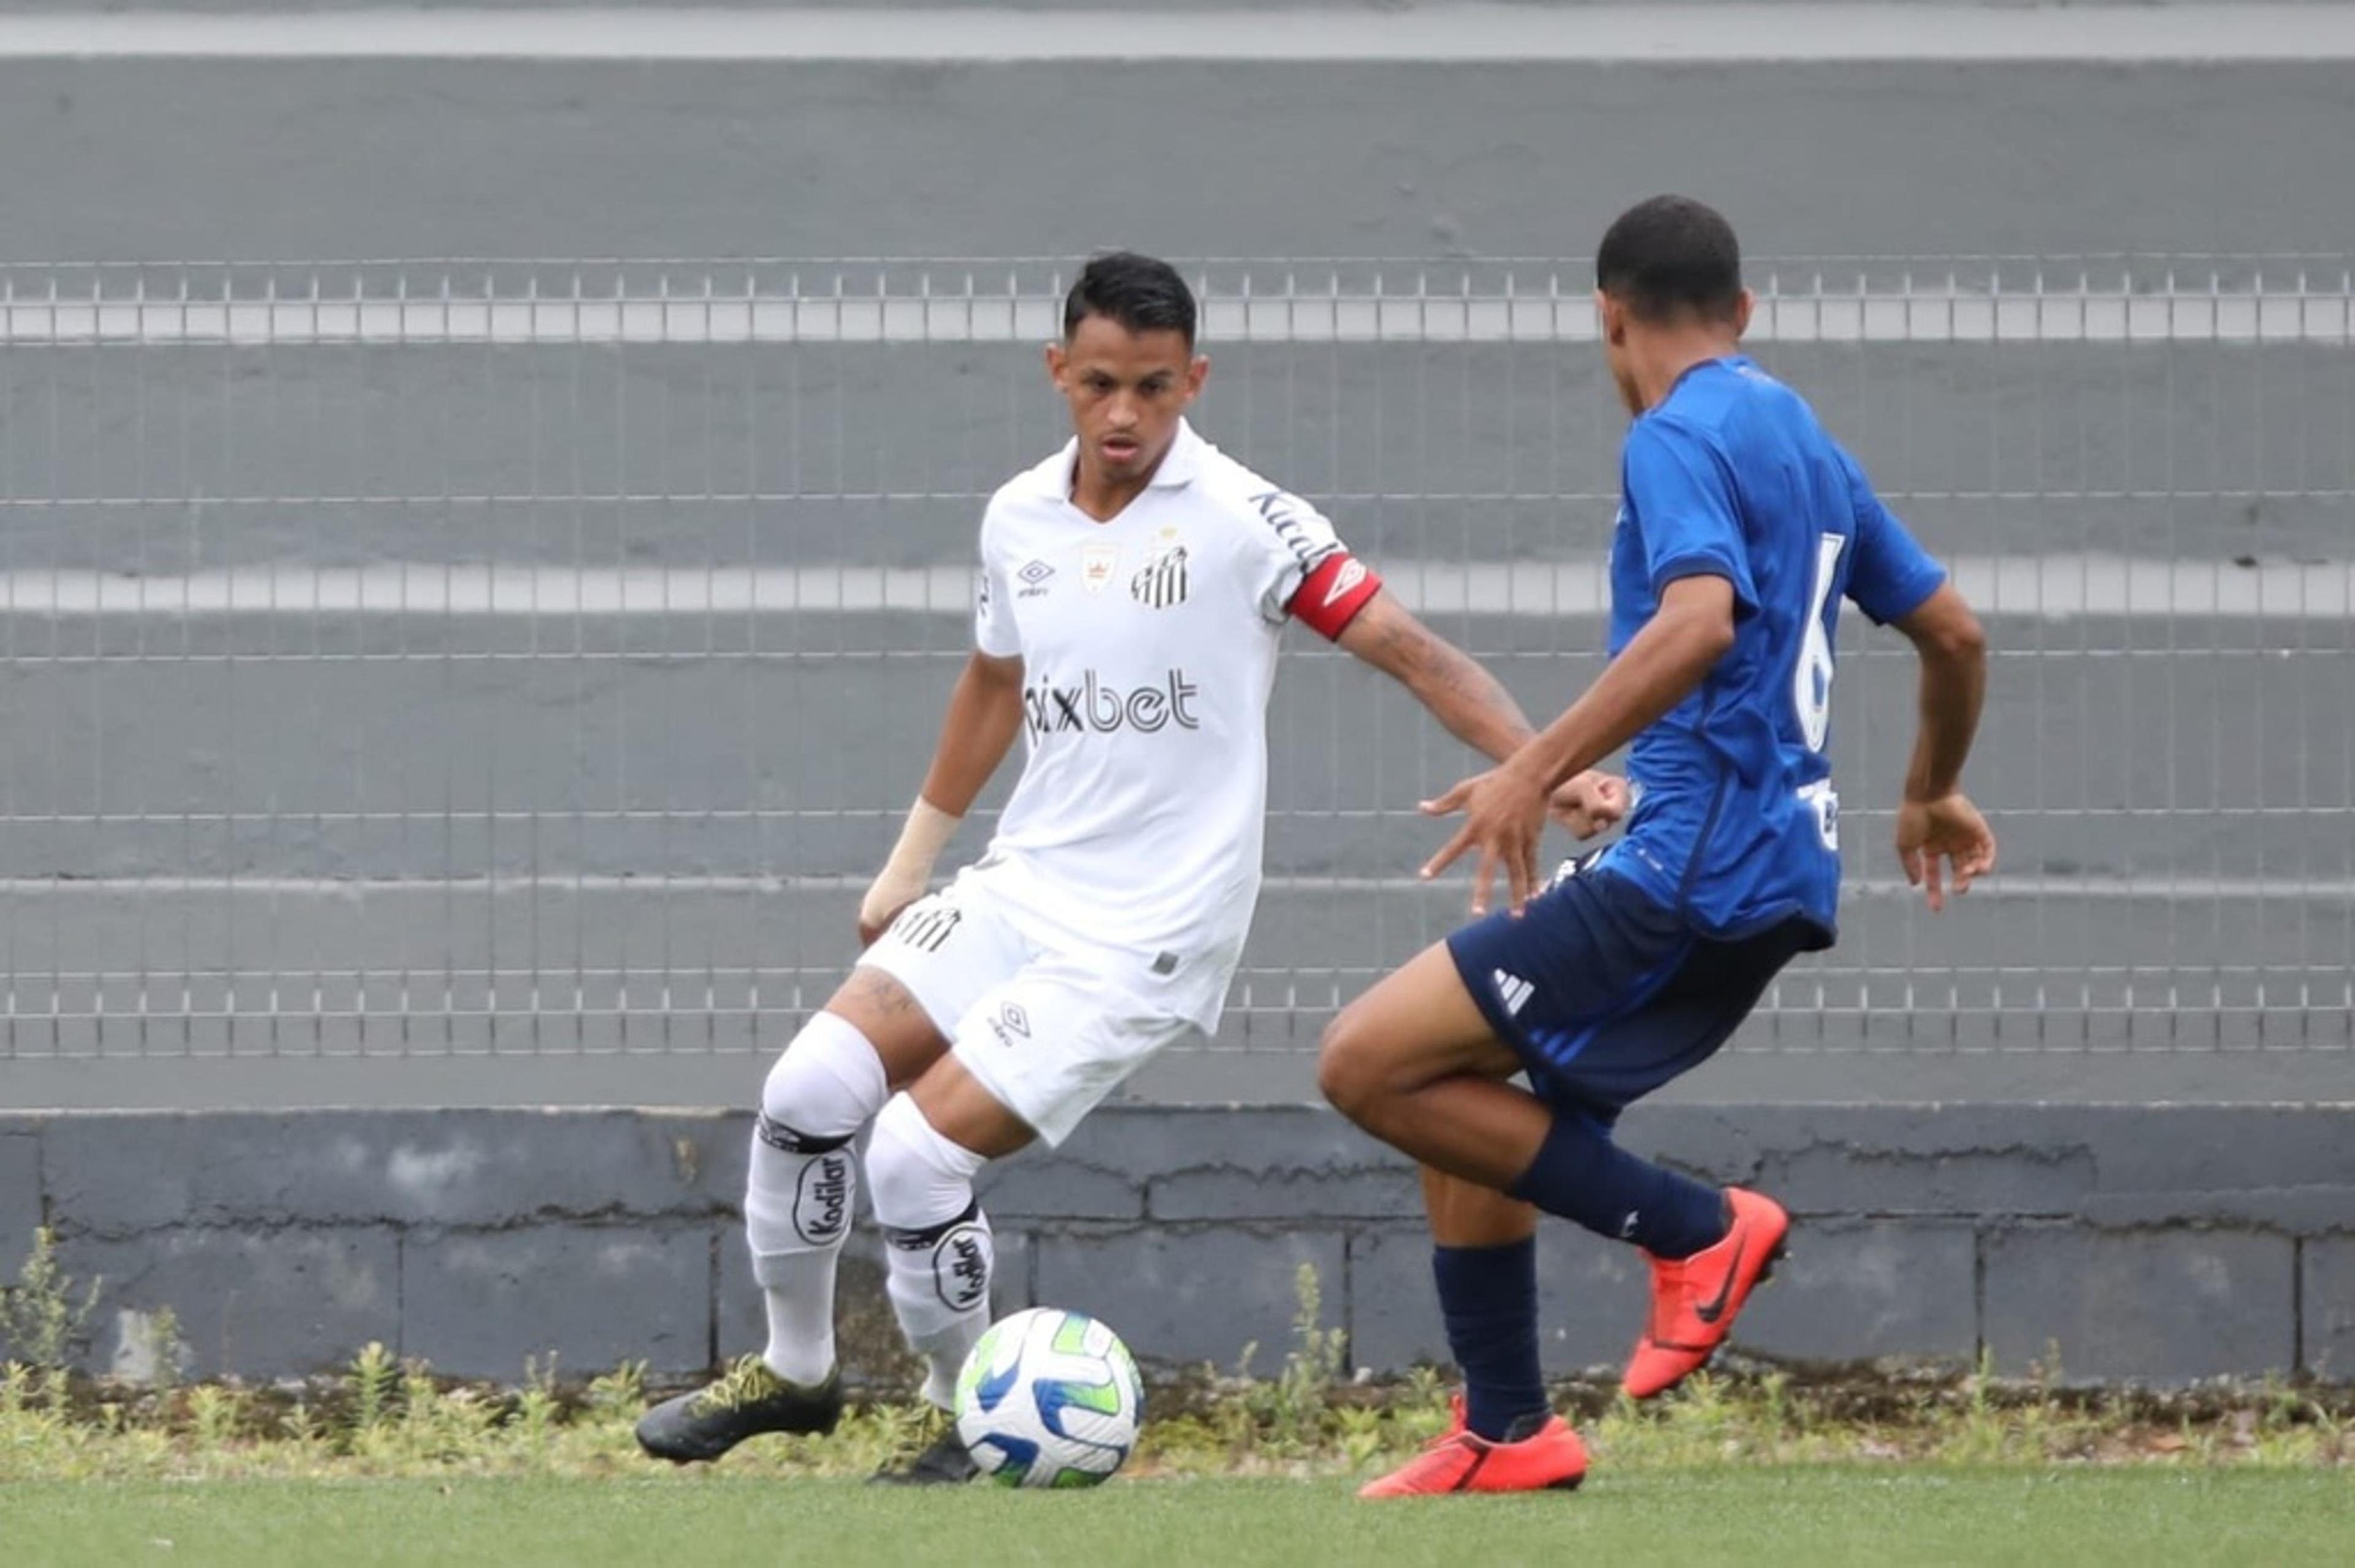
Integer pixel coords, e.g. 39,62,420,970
953,1307,1145,1488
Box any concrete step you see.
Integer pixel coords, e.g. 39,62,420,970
1,331,2346,569
9,1034,2354,1114
1,14,2350,264
0,605,2346,879
9,1,2325,13
1,864,2345,1063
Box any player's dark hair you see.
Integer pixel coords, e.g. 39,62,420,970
1063,251,1197,348
1595,196,1744,325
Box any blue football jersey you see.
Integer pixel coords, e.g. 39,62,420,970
1596,356,1947,943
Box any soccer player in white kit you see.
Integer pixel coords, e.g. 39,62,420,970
636,252,1547,1482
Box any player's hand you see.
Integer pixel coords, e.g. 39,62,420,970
856,878,924,949
1894,792,1996,913
1419,757,1552,917
855,905,910,950
1550,771,1629,839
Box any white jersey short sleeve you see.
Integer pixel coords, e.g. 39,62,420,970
973,515,1022,657
960,420,1376,1031
1242,486,1347,622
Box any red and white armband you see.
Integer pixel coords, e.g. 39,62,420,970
1287,552,1383,640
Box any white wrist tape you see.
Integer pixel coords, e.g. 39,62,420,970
859,798,961,928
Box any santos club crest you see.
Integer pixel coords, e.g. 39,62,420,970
1130,543,1190,609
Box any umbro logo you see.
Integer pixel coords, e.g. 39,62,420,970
1017,560,1055,598
1322,558,1368,608
1493,969,1534,1017
987,1001,1032,1047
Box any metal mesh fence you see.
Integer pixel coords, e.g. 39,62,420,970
0,256,2348,1070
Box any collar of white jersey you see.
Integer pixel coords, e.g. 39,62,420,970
1036,419,1206,501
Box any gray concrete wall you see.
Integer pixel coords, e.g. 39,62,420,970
9,2,2335,11
4,1104,2352,1387
1,11,2349,1107
6,56,2353,263
1,318,2346,1100
7,604,2344,879
4,337,2346,568
3,586,2348,1107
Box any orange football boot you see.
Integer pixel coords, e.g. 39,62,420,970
1358,1399,1588,1498
1622,1187,1790,1401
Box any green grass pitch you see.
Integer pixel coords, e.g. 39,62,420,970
10,1469,2352,1568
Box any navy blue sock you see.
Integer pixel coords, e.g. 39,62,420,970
1507,1112,1728,1260
1431,1237,1546,1442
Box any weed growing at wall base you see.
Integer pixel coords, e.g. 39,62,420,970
6,1241,2351,1483
0,1227,102,1404
4,1348,2352,1486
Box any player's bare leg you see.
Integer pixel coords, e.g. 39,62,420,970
1321,936,1781,1406
1424,1171,1537,1252
1425,1170,1537,1250
1320,949,1586,1494
867,1053,1038,1486
636,966,951,1464
1319,943,1549,1185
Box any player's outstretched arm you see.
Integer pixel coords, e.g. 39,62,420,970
857,649,1026,946
1332,592,1626,840
1422,574,1737,915
1333,590,1534,763
1890,582,1995,912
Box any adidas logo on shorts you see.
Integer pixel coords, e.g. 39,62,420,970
1493,969,1535,1017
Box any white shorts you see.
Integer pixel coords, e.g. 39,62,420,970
858,865,1206,1146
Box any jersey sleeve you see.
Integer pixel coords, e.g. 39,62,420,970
1622,418,1759,613
1246,486,1384,640
1840,450,1947,624
973,512,1022,657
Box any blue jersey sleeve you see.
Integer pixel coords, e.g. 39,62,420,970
1839,450,1946,624
1623,418,1759,613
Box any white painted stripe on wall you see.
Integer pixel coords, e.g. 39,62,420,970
0,554,2346,619
0,7,2346,64
6,290,2349,346
6,872,2349,903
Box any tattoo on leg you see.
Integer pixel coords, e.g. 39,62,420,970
840,966,919,1017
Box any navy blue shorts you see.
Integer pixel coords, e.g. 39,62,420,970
1446,861,1812,1130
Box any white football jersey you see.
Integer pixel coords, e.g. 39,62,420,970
969,420,1379,1031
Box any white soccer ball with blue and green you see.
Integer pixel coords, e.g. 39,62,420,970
952,1307,1145,1488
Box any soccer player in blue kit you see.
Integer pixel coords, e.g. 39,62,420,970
1319,196,1997,1496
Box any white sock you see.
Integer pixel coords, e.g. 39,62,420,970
896,1210,996,1408
760,1245,841,1388
748,1127,858,1386
867,1093,996,1409
743,1012,887,1387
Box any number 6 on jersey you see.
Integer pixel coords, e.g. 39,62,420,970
1794,531,1846,754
